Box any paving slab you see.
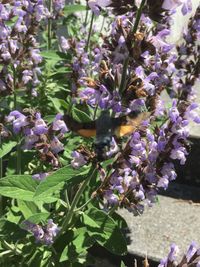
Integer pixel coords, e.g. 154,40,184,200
118,183,200,263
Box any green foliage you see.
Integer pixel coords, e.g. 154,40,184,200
63,4,87,16
0,175,38,201
33,165,90,203
0,2,129,266
0,141,17,159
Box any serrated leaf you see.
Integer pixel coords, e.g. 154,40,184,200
33,165,89,202
0,175,38,201
63,4,87,16
0,141,17,158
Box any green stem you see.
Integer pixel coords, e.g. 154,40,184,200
85,12,95,53
16,140,21,175
132,0,146,34
0,135,2,179
75,196,93,212
119,57,129,94
12,68,21,175
64,189,70,209
47,0,52,50
119,0,146,94
59,165,96,235
1,240,21,255
108,204,118,216
0,135,3,216
13,68,17,110
84,3,89,27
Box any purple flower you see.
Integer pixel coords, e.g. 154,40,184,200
162,0,183,11
170,146,187,165
53,0,65,13
169,100,180,122
181,0,192,15
104,190,119,205
79,87,100,107
157,176,169,190
22,70,33,84
60,36,70,52
71,151,86,169
23,219,59,245
33,113,48,135
53,114,68,133
6,111,29,134
30,49,42,64
186,242,197,262
50,137,64,154
88,0,111,15
23,131,39,150
32,173,48,181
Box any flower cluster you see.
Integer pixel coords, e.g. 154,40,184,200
6,110,68,167
23,219,59,245
0,1,49,96
159,242,200,267
59,1,200,213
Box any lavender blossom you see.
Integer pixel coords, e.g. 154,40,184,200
23,219,59,245
71,151,87,169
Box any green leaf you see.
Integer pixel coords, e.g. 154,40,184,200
0,141,17,158
84,208,127,256
17,200,39,219
72,107,92,123
48,97,64,113
41,51,62,61
63,5,87,16
0,175,38,201
33,165,89,202
60,228,94,263
0,219,27,242
121,261,126,267
4,16,18,27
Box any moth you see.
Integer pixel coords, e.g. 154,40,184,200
63,110,150,160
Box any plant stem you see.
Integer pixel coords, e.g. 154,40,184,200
85,12,95,53
47,0,52,50
64,189,70,208
0,135,2,179
16,139,21,175
119,57,129,94
75,197,93,212
119,0,146,94
132,0,146,34
59,165,96,235
84,3,89,27
1,240,21,255
108,204,118,216
0,134,3,216
12,68,22,175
